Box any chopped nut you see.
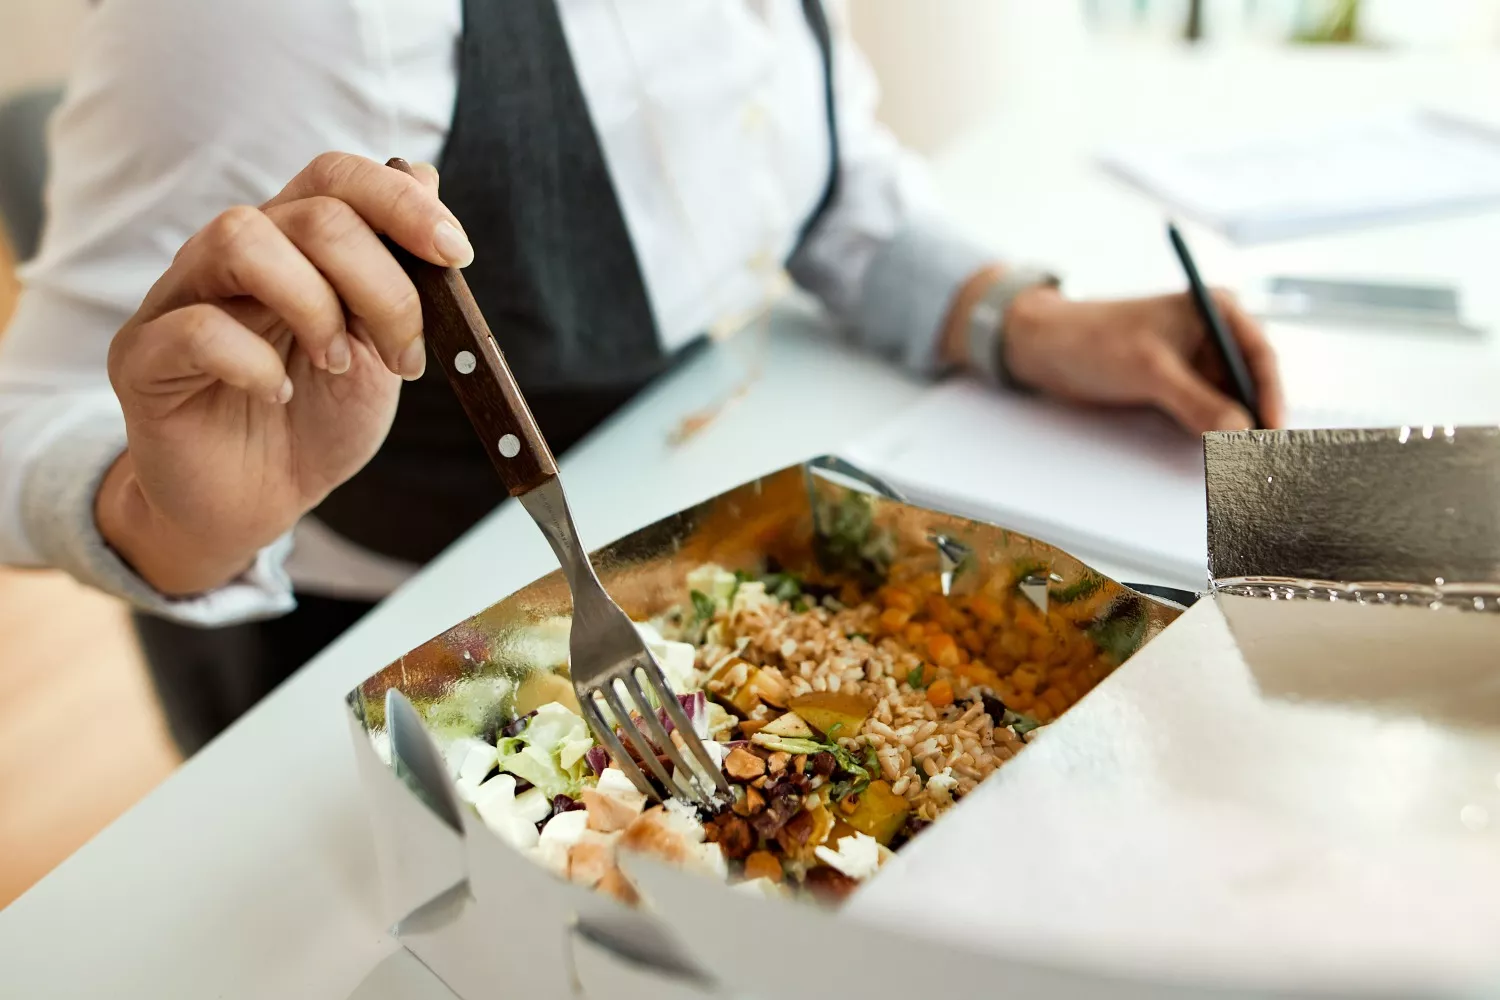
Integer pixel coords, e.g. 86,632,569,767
767,751,791,776
804,865,859,903
793,755,807,775
750,775,769,789
743,850,784,883
731,784,766,816
749,791,801,839
711,813,755,860
838,793,859,815
725,746,766,782
774,807,817,854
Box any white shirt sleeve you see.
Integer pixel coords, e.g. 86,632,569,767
786,0,996,376
0,0,453,624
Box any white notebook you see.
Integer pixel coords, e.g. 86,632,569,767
1100,111,1500,244
845,375,1496,590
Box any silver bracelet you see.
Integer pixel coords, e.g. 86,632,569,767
966,267,1061,390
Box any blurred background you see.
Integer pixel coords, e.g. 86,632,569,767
1,0,1498,907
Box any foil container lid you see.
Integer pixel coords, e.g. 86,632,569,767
1206,426,1500,594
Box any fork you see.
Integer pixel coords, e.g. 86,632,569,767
382,158,729,807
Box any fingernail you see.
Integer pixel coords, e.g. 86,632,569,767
397,337,427,381
326,333,352,375
433,220,474,268
270,377,294,405
414,161,440,189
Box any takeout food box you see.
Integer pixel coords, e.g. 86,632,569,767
346,438,1500,999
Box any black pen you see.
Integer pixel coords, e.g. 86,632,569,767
1166,222,1263,429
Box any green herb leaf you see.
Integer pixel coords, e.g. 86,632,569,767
762,572,803,603
826,722,845,738
817,737,873,798
690,589,716,621
814,490,894,586
848,632,870,642
1002,709,1042,737
729,569,756,602
906,665,926,689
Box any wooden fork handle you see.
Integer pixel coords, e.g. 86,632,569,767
381,157,557,498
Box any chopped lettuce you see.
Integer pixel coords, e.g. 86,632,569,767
686,564,739,610
497,701,594,799
730,580,775,615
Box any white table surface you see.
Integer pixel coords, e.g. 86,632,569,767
4,44,1499,998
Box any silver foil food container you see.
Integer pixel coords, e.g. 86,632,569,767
346,441,1500,999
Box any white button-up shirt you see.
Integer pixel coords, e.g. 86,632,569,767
0,0,994,624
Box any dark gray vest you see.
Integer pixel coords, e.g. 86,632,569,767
315,0,839,564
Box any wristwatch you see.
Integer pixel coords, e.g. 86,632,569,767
966,267,1061,390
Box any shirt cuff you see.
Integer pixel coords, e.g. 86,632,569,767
20,411,297,626
855,215,996,377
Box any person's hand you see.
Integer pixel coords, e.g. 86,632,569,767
1001,285,1286,433
96,152,474,596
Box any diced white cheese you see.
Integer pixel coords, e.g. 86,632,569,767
733,877,784,899
633,623,699,694
814,832,882,881
661,798,706,842
927,766,959,805
696,841,728,880
671,740,728,795
473,774,541,851
597,767,648,811
540,809,589,848
535,809,591,876
513,787,554,825
453,743,499,803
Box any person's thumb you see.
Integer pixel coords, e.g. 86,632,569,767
1143,349,1253,435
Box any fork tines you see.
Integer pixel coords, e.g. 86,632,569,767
577,662,730,808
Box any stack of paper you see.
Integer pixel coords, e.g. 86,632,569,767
1100,112,1500,244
